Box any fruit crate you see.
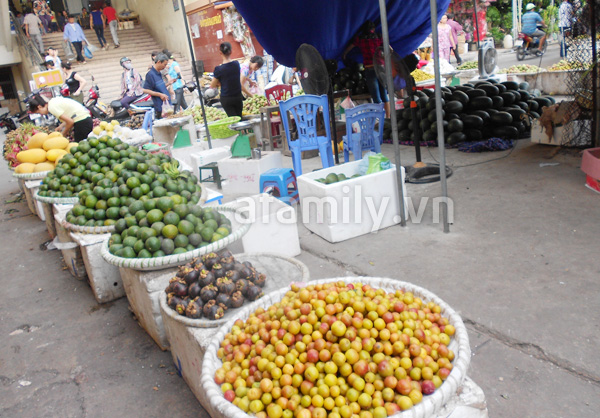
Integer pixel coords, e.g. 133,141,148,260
159,253,310,406
297,160,407,242
70,232,124,304
54,210,87,280
200,277,477,418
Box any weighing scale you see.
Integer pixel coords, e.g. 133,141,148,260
229,120,256,158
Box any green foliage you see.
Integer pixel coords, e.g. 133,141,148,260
490,27,505,46
541,5,559,35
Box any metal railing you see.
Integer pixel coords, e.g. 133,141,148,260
9,11,45,71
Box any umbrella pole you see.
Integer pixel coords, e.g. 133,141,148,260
378,0,406,227
180,1,213,149
429,0,450,233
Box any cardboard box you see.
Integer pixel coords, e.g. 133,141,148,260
297,160,407,243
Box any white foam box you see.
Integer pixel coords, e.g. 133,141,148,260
118,266,177,350
41,203,73,239
217,151,282,194
23,179,44,221
531,119,591,146
152,115,197,146
297,160,407,243
228,193,301,257
70,233,124,304
54,211,87,280
190,146,231,181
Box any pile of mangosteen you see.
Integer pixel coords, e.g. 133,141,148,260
165,249,266,320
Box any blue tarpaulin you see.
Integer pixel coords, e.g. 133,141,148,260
232,0,451,66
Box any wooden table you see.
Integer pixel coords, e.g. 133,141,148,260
259,105,284,151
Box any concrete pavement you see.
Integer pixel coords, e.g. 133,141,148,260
1,129,599,417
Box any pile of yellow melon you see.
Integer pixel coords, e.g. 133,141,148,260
14,132,76,174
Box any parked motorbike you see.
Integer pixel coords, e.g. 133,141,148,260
184,81,221,108
108,93,154,121
0,111,21,133
515,28,547,61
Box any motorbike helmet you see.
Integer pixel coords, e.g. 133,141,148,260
526,3,535,10
120,57,131,67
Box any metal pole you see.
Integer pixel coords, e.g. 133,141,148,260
180,0,213,149
378,0,406,227
429,0,450,233
590,0,599,147
512,0,519,41
473,0,481,49
329,87,340,164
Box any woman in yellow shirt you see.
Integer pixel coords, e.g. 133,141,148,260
28,95,93,142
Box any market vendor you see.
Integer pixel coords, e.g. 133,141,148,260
28,94,93,142
211,42,243,117
240,56,264,97
343,21,390,118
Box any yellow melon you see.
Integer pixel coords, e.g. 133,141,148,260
27,132,49,149
17,149,47,164
42,136,69,151
48,132,62,138
34,162,55,172
47,149,68,162
15,163,36,174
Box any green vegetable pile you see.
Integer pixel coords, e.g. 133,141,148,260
173,106,227,124
243,95,268,115
499,64,545,74
456,61,478,70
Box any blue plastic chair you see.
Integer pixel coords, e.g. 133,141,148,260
342,103,385,162
278,94,334,176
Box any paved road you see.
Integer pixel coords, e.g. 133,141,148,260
460,42,562,72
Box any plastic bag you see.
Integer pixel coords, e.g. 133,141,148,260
83,45,93,59
366,153,391,174
86,42,98,53
340,96,355,110
62,39,75,60
161,101,174,118
358,152,391,175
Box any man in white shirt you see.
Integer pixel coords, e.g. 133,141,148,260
24,9,44,54
45,47,62,69
558,0,573,58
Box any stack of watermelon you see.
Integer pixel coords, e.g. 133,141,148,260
395,80,556,145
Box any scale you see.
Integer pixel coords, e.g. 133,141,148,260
173,125,192,149
229,120,255,158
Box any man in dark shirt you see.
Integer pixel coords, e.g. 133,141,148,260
143,53,171,118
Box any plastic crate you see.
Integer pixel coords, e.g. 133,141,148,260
207,116,240,139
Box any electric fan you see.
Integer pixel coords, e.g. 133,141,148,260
295,44,340,162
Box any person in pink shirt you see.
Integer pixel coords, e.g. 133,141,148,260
447,13,463,66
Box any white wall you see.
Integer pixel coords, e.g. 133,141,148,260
112,0,194,61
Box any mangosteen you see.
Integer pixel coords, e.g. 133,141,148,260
176,265,188,278
226,270,241,282
218,302,228,313
245,283,264,301
200,284,218,303
216,292,232,308
242,261,254,269
190,257,203,269
236,279,249,296
203,300,225,320
185,297,203,319
183,268,199,285
218,249,233,258
216,277,235,295
240,266,254,281
167,293,183,310
212,263,225,279
172,279,188,297
198,269,215,288
232,261,245,272
202,252,219,270
254,273,266,288
188,282,202,299
219,256,235,272
230,291,244,308
175,297,190,315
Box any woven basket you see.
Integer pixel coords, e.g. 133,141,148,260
12,170,52,180
159,253,311,329
33,189,79,205
61,184,208,235
201,277,471,418
100,205,250,271
207,116,241,139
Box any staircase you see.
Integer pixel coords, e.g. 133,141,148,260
41,25,194,106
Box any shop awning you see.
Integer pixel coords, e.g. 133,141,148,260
231,0,451,66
